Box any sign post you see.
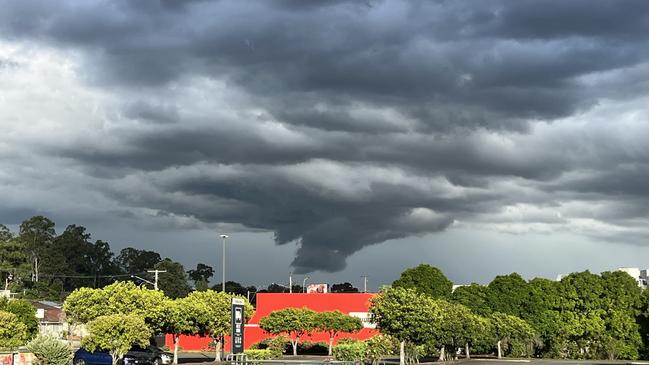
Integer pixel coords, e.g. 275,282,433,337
231,298,245,354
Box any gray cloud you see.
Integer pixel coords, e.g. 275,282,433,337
3,0,649,273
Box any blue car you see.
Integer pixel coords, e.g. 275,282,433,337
73,348,146,365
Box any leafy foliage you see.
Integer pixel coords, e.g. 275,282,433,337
259,307,317,355
392,264,452,299
244,349,275,360
332,341,367,362
82,314,152,365
314,310,363,355
0,310,28,349
0,298,39,339
27,335,74,365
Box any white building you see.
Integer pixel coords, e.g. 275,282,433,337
616,267,649,288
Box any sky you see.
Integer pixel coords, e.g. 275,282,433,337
2,0,649,291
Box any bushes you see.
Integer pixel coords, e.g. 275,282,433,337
244,349,275,360
0,310,28,350
27,335,74,365
332,341,367,362
365,336,398,365
249,335,289,357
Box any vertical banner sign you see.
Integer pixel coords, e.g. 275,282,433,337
231,298,245,354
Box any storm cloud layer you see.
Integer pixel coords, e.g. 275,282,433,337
2,0,649,273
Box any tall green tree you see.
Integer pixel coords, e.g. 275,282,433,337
115,247,161,274
0,225,30,290
369,288,439,365
330,282,359,293
187,263,214,285
489,312,535,358
19,216,56,283
160,298,201,364
486,273,529,317
392,264,452,299
451,284,490,316
259,307,317,356
154,259,191,298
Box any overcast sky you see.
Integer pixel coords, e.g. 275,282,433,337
3,0,649,290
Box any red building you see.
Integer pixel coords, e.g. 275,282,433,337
166,292,379,351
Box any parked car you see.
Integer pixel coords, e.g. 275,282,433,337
73,348,145,365
73,345,172,365
127,345,173,365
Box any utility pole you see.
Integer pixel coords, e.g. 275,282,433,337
289,272,293,293
147,270,167,290
361,275,368,293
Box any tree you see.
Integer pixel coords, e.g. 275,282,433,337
115,247,161,274
259,307,317,356
0,298,39,339
0,310,28,350
187,263,214,284
369,288,439,365
450,284,490,316
154,259,191,298
83,314,151,365
486,273,529,318
314,311,363,355
489,312,535,358
19,215,56,283
184,290,254,361
0,226,30,292
392,264,452,299
64,281,167,332
213,281,256,296
331,282,359,293
160,298,201,364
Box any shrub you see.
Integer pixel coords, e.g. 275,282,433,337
27,335,74,365
245,349,275,360
332,341,367,362
364,336,398,365
0,310,28,350
249,336,289,357
338,338,361,346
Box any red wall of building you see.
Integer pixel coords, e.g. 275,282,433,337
166,293,379,352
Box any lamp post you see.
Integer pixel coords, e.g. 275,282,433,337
302,276,309,293
220,234,229,292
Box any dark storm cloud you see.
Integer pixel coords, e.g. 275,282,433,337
3,0,649,272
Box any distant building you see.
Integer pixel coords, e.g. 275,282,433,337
617,267,649,288
32,300,67,337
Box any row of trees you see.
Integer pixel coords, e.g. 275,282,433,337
386,264,649,361
259,308,363,355
1,216,362,301
63,281,254,365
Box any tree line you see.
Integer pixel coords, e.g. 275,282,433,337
0,216,361,300
371,264,649,363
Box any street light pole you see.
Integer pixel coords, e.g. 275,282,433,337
220,234,228,293
361,275,368,293
289,272,293,293
302,276,309,293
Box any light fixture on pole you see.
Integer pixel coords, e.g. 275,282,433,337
302,276,309,293
220,234,229,293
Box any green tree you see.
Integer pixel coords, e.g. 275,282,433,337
486,273,529,318
489,312,535,358
0,226,30,292
0,298,39,339
187,263,214,285
259,307,317,356
64,281,167,332
160,298,201,364
184,290,254,361
314,311,363,355
19,216,56,284
369,288,439,365
0,310,28,350
82,314,151,365
115,247,161,274
450,284,490,316
392,264,452,299
154,259,191,298
330,283,359,293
